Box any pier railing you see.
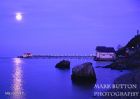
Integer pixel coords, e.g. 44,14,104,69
30,55,95,59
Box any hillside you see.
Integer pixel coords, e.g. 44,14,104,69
117,34,140,56
104,34,140,70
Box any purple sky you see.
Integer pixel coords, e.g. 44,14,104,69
0,0,140,56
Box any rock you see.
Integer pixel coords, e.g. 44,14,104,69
103,70,140,99
103,62,127,70
103,58,140,70
55,60,70,69
71,62,96,84
96,66,103,68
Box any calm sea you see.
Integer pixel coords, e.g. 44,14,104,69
0,58,129,99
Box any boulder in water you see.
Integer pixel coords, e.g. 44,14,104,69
71,62,96,84
55,60,70,69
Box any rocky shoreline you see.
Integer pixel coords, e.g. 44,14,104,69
103,70,140,99
102,58,140,70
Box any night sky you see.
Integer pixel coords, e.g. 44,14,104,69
0,0,140,57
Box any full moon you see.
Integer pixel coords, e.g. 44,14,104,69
15,12,23,21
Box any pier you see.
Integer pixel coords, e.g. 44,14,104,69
18,54,95,59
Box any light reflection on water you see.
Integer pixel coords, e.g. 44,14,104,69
11,58,24,99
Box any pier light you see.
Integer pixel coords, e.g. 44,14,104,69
132,46,134,49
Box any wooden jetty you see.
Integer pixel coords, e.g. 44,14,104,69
18,55,95,59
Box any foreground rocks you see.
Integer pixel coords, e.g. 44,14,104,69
103,70,140,99
71,62,96,84
55,60,70,69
